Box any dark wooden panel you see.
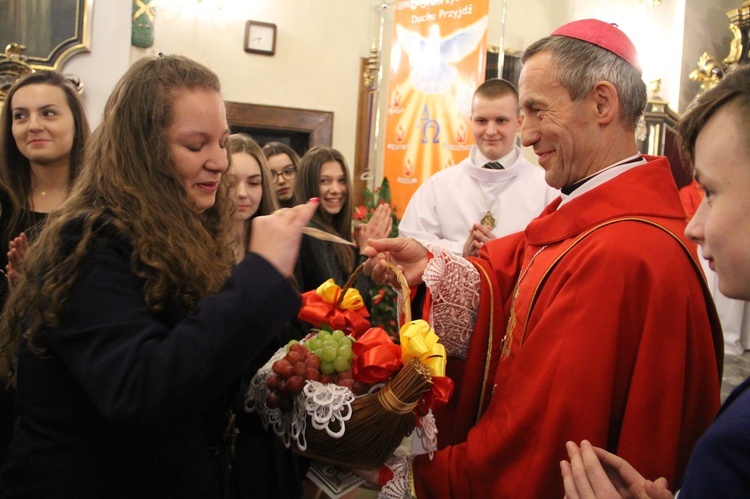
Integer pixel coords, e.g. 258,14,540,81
225,102,333,149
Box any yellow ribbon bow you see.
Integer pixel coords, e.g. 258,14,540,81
399,320,447,377
316,278,364,310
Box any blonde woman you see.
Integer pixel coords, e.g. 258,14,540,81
227,134,278,263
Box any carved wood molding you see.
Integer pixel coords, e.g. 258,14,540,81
352,57,371,208
224,101,333,147
639,101,689,189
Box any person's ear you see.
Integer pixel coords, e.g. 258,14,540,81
591,81,619,125
517,112,524,129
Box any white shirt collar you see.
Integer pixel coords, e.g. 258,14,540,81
559,153,647,206
470,145,519,170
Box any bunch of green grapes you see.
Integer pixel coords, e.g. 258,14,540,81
303,329,354,381
265,329,370,413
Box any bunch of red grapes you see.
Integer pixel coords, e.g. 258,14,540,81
265,329,369,412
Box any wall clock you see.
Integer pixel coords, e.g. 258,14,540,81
244,21,277,56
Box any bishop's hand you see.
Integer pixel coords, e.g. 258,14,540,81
361,237,428,288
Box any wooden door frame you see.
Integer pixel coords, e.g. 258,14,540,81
224,101,333,148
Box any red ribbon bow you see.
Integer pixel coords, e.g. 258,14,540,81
298,289,371,337
351,328,453,410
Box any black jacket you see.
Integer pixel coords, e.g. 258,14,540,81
0,221,299,498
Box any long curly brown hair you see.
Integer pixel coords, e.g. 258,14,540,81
0,55,235,385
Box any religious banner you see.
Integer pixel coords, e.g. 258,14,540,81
132,0,156,48
383,0,489,217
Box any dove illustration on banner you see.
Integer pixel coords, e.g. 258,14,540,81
395,16,488,94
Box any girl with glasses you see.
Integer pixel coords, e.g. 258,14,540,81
262,141,301,209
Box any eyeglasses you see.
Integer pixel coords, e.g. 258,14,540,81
269,166,297,183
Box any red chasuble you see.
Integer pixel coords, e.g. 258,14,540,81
416,157,723,498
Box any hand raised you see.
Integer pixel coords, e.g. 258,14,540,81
6,232,29,288
354,203,393,250
249,199,319,277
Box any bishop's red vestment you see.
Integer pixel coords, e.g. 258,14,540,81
410,157,722,498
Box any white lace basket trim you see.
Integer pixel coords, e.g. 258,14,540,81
418,241,480,361
379,454,415,499
415,411,438,460
245,347,382,451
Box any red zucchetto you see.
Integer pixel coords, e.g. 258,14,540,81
552,18,641,74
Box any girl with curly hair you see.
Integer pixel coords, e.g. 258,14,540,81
0,55,316,496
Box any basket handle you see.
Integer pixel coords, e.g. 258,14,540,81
337,262,411,325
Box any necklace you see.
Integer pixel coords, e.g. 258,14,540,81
37,189,64,197
472,176,505,230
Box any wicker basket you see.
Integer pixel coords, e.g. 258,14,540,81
246,263,435,468
300,356,431,467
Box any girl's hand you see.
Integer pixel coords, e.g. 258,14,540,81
6,232,29,288
249,199,319,277
355,203,392,251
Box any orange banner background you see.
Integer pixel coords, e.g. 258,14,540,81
383,0,489,218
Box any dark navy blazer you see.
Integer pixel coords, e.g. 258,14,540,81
0,220,299,498
679,376,750,497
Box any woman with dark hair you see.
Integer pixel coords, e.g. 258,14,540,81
0,54,317,496
0,70,91,468
262,141,301,209
0,70,90,292
293,146,391,308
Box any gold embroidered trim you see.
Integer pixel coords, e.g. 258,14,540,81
409,459,417,498
475,264,495,424
518,217,711,347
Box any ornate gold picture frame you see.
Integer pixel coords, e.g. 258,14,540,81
0,0,93,101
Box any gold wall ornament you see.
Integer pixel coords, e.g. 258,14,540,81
689,52,726,94
0,0,93,71
690,0,750,99
647,78,663,101
363,43,380,90
0,43,84,106
0,0,93,103
0,44,34,101
726,0,750,67
723,24,743,68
